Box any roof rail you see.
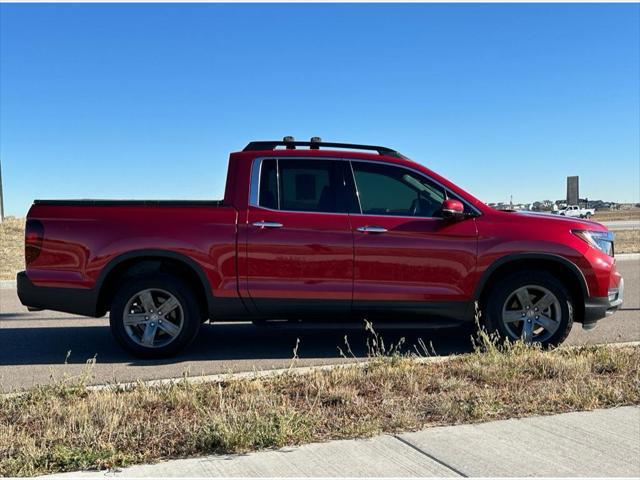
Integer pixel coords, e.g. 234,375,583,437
243,137,405,158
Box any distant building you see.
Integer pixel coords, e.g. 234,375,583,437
567,176,579,205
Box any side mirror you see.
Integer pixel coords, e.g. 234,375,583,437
442,199,465,220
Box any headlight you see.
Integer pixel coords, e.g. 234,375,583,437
573,230,615,256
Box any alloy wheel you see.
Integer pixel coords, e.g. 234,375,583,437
501,285,562,343
123,288,184,348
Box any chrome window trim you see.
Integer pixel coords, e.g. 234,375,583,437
248,157,263,207
248,156,482,218
248,157,284,211
276,159,281,210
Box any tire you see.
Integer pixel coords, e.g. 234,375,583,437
482,270,573,347
109,273,201,358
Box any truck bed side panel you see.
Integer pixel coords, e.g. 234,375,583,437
25,204,239,301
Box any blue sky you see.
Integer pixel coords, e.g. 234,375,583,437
1,3,638,216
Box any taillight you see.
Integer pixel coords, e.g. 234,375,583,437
25,219,44,265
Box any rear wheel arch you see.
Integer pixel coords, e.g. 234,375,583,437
475,254,588,322
96,250,212,318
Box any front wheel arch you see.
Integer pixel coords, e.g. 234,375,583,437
475,254,587,323
483,269,574,346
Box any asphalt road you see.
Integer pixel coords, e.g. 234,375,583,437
1,259,638,393
602,220,640,231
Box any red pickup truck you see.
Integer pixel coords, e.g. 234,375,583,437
18,138,624,357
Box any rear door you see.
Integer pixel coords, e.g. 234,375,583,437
347,160,478,319
245,158,355,317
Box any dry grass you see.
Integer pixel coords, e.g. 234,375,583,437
593,209,640,222
0,216,25,280
613,229,640,254
1,338,639,477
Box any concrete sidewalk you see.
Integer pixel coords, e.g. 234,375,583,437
48,406,640,478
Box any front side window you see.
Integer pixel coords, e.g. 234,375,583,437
257,159,348,213
351,162,446,217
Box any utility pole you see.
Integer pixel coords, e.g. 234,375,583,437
0,158,4,223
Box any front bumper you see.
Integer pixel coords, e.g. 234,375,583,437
17,271,100,317
582,277,624,329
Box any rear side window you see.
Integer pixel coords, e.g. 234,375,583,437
257,159,349,213
351,162,446,217
258,160,278,209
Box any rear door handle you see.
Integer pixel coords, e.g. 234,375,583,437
356,226,388,233
252,221,283,229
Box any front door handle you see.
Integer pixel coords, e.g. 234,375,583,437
356,226,388,233
252,221,283,229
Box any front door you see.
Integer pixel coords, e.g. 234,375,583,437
348,161,478,320
245,158,354,318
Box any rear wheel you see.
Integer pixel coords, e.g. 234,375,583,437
483,270,573,347
109,274,201,358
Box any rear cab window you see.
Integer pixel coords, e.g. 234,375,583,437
256,159,351,214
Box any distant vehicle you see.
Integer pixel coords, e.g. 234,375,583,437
17,137,623,357
556,205,596,219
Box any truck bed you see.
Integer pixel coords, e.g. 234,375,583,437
33,199,225,207
24,200,239,305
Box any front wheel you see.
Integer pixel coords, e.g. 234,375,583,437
483,270,574,347
109,274,201,358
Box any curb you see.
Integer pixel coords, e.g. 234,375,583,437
4,341,639,399
86,341,640,394
0,356,450,399
92,341,640,391
87,355,451,393
0,279,16,288
616,253,640,261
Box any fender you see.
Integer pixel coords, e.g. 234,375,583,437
95,249,251,319
97,249,213,296
473,252,590,301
